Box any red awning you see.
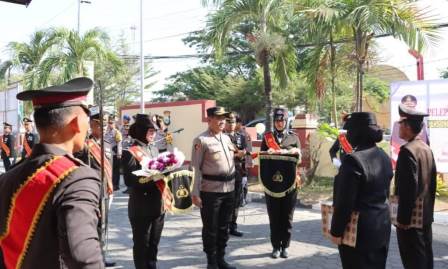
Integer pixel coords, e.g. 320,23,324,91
0,0,32,6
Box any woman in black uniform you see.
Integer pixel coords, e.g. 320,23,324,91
330,112,393,269
122,114,165,269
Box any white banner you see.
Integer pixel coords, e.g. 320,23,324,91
0,83,21,132
390,80,448,173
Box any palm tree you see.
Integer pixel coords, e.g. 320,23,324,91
301,0,349,127
5,29,62,90
40,27,122,84
202,0,297,131
342,0,439,111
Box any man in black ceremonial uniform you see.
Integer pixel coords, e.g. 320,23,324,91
75,106,115,267
21,117,38,159
394,104,437,269
225,112,246,237
0,77,104,269
1,122,15,171
260,107,301,259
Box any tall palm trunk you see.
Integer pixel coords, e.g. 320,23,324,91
329,32,338,128
261,48,273,132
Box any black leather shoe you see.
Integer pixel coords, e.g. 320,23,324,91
229,229,243,237
122,188,130,194
271,248,280,259
280,248,288,258
217,258,236,269
105,260,116,267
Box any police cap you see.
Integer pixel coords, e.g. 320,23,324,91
207,106,230,117
343,112,378,130
133,114,156,129
16,77,92,110
398,103,428,122
23,117,33,123
226,112,236,123
273,107,288,121
89,106,109,122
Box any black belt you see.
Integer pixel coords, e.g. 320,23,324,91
203,173,235,182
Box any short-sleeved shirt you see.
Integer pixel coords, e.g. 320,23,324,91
191,130,236,196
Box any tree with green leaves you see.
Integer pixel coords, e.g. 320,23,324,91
341,0,439,111
300,0,351,127
2,29,63,90
202,0,298,131
39,27,122,85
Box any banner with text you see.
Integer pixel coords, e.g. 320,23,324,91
390,80,448,173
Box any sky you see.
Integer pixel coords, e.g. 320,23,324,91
1,0,448,100
0,0,210,99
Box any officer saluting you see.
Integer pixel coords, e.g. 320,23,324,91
191,106,237,269
21,117,38,159
0,122,14,171
75,106,115,267
394,104,437,269
260,107,301,259
0,77,104,268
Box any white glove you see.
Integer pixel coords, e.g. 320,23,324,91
332,158,342,168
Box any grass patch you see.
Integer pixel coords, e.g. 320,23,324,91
298,177,334,205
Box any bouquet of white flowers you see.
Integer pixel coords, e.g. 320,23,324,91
132,148,185,178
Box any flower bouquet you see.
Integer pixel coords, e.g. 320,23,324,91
132,148,185,179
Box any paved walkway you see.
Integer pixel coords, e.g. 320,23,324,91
107,192,448,269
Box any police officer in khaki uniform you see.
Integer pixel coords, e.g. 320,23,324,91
394,104,437,269
105,116,122,191
191,106,240,269
0,77,104,268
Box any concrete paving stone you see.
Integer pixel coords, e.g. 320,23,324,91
106,191,448,269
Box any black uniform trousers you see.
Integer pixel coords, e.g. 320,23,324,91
229,171,243,232
200,191,235,255
129,214,165,269
397,225,433,269
265,189,297,249
2,157,11,171
338,244,388,269
112,154,121,190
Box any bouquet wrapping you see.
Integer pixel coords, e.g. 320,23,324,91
132,148,185,179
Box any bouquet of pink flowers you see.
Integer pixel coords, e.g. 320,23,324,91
132,148,185,178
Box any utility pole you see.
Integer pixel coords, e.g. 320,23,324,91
77,0,91,33
139,0,145,113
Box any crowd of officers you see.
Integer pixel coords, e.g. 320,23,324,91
0,76,439,269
